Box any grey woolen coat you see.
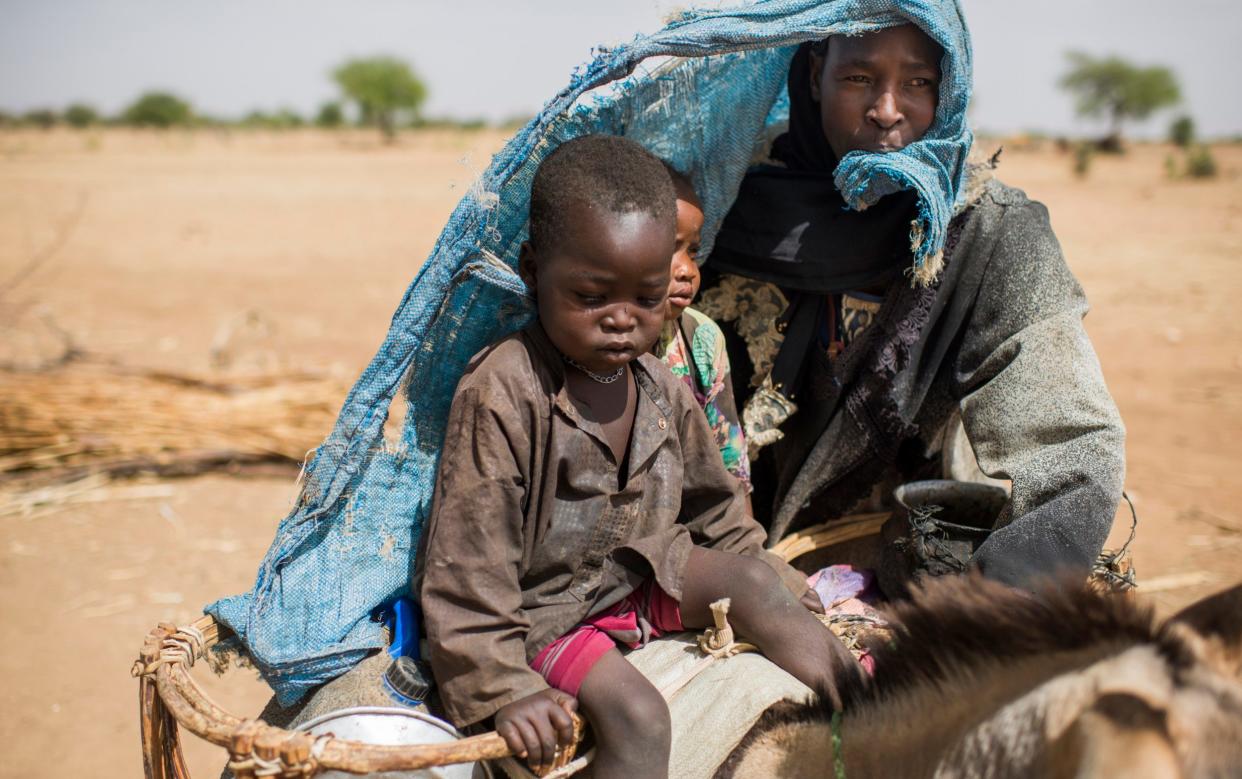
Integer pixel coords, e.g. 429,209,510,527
764,177,1126,590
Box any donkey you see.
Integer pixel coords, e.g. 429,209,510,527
718,576,1242,779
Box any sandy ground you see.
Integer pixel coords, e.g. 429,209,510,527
1,129,1239,777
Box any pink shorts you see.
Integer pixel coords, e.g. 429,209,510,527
530,581,683,697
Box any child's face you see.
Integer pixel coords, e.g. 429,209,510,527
666,194,704,322
521,202,673,374
809,24,942,160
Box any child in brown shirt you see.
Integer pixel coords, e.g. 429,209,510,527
417,135,857,778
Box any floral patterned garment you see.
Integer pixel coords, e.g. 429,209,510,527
698,280,888,460
654,307,753,494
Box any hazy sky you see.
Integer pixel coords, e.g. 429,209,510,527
2,0,1239,137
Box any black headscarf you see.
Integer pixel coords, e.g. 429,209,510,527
708,43,919,294
769,41,837,173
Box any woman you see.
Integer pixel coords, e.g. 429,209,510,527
698,22,1126,592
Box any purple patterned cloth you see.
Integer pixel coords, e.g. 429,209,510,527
807,565,876,609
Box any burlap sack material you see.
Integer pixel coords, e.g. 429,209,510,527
225,637,810,779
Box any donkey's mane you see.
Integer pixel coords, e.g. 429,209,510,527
841,574,1187,710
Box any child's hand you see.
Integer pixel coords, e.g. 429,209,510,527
800,589,825,614
494,688,579,771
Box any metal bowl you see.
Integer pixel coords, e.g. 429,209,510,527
300,706,490,779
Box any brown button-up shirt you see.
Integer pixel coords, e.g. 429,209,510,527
417,324,805,726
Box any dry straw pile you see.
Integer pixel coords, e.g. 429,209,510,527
0,363,347,490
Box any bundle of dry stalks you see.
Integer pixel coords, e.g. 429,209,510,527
0,362,348,488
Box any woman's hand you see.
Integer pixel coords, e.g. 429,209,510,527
800,589,825,614
494,688,579,771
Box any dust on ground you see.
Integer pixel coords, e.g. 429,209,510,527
1,129,1239,778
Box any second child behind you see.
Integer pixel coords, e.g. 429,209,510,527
418,135,859,778
653,167,753,512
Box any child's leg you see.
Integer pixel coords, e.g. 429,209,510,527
576,647,671,779
679,546,863,709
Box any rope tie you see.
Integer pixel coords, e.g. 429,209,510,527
161,622,205,669
308,733,331,762
131,622,208,677
696,599,758,659
1091,492,1139,592
830,709,846,779
226,720,319,779
250,751,285,777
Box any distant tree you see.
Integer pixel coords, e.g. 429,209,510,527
240,110,271,128
274,108,304,128
1169,115,1195,148
122,91,193,128
240,109,304,129
315,101,344,128
23,108,58,129
0,110,14,128
64,103,99,128
1060,53,1180,151
332,57,427,141
1185,145,1218,179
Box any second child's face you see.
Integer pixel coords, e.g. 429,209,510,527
522,202,672,374
666,196,704,321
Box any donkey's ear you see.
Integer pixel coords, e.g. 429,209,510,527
1167,583,1242,673
1048,693,1181,779
1168,583,1242,643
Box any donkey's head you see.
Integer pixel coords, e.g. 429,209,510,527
1044,584,1242,779
719,579,1242,779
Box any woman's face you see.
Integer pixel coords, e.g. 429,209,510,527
810,24,942,159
